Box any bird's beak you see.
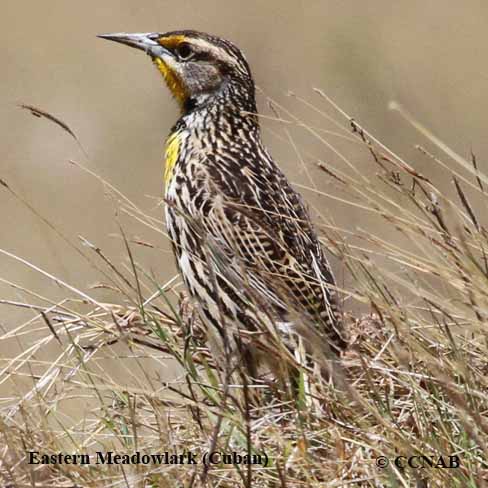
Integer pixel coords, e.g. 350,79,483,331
97,32,169,58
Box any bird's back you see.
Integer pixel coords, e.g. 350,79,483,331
165,108,347,355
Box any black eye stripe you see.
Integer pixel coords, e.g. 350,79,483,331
192,52,213,62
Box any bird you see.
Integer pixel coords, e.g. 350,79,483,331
98,30,348,375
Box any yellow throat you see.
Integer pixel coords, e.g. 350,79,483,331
153,59,187,108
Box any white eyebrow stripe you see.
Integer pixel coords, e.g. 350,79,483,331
190,38,244,70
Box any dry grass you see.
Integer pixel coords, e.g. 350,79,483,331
1,92,487,487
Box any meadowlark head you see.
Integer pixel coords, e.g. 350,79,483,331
98,30,256,113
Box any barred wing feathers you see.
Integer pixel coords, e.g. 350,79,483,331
196,153,347,354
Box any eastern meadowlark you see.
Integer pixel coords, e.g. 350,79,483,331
99,30,348,373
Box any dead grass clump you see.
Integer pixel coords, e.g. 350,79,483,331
1,93,487,487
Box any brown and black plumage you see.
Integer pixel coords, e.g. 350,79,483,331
98,30,348,368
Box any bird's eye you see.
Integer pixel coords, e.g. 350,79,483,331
176,42,194,60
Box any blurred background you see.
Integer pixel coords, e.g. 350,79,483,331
1,1,488,388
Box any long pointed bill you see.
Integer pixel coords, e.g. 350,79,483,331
97,32,168,58
98,31,187,108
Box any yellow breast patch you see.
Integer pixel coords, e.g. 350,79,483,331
164,131,181,188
